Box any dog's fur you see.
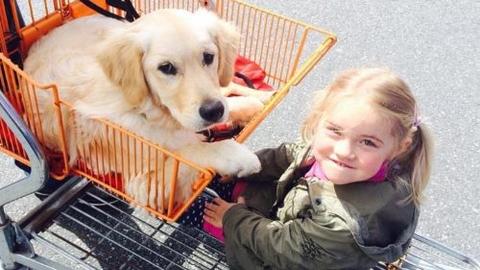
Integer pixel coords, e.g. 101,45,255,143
24,9,262,209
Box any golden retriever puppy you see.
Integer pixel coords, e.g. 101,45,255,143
24,9,262,210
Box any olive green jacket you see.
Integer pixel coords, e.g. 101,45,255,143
223,142,418,270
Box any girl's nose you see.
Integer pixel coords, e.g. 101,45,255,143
334,139,355,160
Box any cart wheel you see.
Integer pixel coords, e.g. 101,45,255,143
13,159,66,200
33,177,67,200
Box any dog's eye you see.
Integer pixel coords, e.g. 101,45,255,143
203,53,214,66
158,62,177,75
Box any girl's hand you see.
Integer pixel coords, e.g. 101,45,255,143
219,175,234,183
204,197,238,228
236,196,245,204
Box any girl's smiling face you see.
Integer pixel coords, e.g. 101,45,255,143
312,97,400,184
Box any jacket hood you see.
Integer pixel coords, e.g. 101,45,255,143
311,180,418,263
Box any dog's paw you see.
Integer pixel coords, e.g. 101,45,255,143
254,90,276,104
125,173,149,207
227,96,264,126
211,142,261,177
235,151,261,177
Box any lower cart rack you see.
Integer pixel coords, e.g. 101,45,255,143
20,177,228,270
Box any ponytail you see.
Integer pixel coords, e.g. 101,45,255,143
398,122,434,206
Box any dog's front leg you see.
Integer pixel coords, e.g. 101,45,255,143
124,162,198,211
177,139,261,178
222,83,276,104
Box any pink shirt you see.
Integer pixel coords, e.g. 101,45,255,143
304,160,387,183
304,161,327,180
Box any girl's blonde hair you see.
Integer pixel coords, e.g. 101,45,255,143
302,68,433,206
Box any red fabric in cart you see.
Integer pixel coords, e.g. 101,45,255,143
232,56,273,91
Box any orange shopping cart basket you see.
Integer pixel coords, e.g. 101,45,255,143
0,0,336,222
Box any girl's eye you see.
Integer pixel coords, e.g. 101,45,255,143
326,126,341,136
158,62,177,75
361,139,378,148
203,52,214,66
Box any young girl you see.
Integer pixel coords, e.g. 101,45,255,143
204,68,433,269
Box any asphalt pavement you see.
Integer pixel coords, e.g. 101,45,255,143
1,0,479,267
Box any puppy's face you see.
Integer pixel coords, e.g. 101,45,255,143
98,9,240,131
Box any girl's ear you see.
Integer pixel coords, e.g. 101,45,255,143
394,136,413,158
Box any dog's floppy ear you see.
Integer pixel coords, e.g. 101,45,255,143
97,32,149,107
216,20,240,87
196,10,240,87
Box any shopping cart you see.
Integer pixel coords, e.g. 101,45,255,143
0,0,479,269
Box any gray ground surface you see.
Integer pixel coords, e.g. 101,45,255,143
1,0,479,268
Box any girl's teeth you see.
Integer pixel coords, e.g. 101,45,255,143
335,160,349,168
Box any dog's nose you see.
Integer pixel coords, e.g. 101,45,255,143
199,99,225,123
